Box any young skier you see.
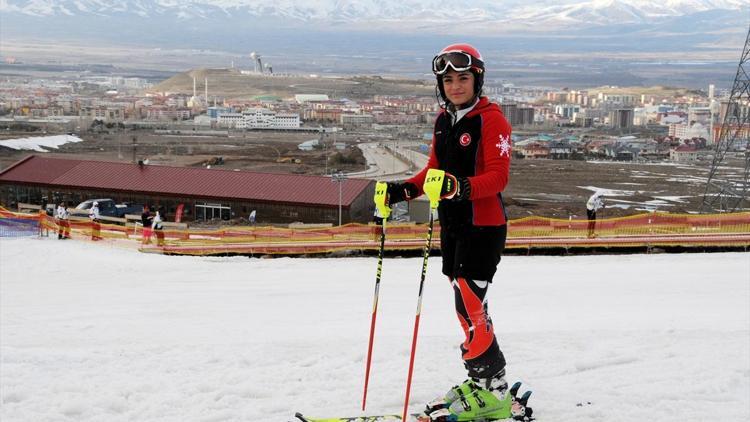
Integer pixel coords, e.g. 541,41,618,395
380,44,530,421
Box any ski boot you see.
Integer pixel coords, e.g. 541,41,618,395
421,370,508,418
421,378,480,416
425,381,534,421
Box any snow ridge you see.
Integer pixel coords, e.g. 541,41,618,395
1,0,747,26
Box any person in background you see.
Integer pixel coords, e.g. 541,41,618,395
56,201,70,239
379,43,531,421
89,201,101,241
141,205,153,245
586,191,605,238
152,207,165,247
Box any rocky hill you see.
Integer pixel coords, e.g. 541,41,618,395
149,68,435,100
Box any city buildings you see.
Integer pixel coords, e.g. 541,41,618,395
609,108,634,129
0,71,737,169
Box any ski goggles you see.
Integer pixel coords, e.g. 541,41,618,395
432,51,483,75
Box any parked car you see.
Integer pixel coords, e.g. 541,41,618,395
75,199,143,218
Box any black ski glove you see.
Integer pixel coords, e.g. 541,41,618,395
386,182,419,205
441,173,471,201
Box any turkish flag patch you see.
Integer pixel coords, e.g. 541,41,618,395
459,133,472,147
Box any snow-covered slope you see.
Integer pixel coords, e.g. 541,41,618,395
1,238,748,421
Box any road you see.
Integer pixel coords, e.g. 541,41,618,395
348,141,429,181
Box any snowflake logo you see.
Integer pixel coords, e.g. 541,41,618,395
496,135,511,157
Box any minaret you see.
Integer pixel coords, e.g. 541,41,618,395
204,77,208,104
193,77,197,97
709,84,716,145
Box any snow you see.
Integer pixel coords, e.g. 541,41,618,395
0,134,83,152
2,0,747,25
1,238,749,422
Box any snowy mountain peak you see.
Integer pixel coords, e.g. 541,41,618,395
1,0,748,25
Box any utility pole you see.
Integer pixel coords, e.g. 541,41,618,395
131,136,138,163
331,171,347,226
702,25,750,213
320,127,328,175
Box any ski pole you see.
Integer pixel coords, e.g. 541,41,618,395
362,182,391,411
402,169,444,421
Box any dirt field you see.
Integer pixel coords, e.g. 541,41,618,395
151,68,435,100
504,158,713,219
0,128,726,219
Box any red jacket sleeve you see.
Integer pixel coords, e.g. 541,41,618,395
468,112,511,199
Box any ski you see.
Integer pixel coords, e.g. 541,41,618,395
297,382,533,421
294,412,422,421
294,412,531,422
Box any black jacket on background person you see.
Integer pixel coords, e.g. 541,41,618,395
141,210,152,228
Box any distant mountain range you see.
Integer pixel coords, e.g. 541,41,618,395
2,0,748,33
1,0,747,86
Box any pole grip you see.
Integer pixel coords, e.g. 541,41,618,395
423,169,445,209
374,181,391,219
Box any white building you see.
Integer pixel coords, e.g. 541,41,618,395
555,104,580,119
670,146,699,162
687,107,711,125
670,122,709,140
596,93,637,106
341,113,374,126
242,108,301,128
633,107,651,126
242,108,275,128
295,94,330,104
273,113,301,128
217,112,245,128
218,108,300,129
194,115,212,127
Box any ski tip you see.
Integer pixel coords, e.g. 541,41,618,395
294,412,310,422
509,381,522,396
519,390,532,406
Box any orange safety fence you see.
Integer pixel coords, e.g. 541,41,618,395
0,207,41,237
3,206,749,255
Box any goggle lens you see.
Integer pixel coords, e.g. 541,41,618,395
432,52,472,75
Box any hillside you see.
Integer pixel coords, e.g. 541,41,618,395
148,68,435,100
589,85,705,97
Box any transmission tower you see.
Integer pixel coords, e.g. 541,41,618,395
702,26,750,213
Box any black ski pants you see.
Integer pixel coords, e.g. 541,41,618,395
440,225,507,378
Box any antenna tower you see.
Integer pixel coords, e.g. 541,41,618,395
702,25,750,213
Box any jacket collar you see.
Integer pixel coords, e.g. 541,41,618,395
442,96,497,121
466,96,499,118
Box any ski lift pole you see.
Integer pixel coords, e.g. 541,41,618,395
402,169,444,421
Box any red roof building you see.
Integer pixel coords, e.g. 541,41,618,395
0,155,375,225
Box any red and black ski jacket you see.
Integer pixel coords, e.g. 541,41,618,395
407,97,512,232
